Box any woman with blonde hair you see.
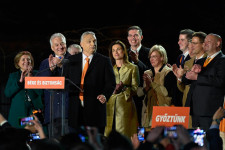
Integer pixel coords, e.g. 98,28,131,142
137,45,177,128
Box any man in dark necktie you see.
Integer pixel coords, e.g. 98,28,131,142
173,31,207,128
64,31,116,134
176,29,194,68
126,26,152,125
185,33,225,131
173,29,194,106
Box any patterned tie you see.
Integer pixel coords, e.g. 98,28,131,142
79,57,89,101
203,57,211,67
135,50,138,55
180,55,185,65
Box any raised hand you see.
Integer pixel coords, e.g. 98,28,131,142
25,115,46,139
143,73,152,91
212,107,225,121
48,54,63,71
129,51,139,63
185,64,201,80
48,54,55,71
27,65,33,77
172,64,184,79
19,63,33,82
191,64,202,73
131,133,140,149
113,81,124,94
146,126,164,143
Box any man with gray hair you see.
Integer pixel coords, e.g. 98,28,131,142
39,33,71,138
67,44,82,55
64,31,116,134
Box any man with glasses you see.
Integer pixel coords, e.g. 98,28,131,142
173,32,207,128
185,33,225,131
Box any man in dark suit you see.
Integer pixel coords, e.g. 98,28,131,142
176,29,195,68
126,26,152,125
185,33,225,131
173,29,195,107
64,31,116,134
39,33,70,138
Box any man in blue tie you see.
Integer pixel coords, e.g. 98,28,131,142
176,29,195,68
172,29,194,106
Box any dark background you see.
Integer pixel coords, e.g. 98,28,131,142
1,0,225,116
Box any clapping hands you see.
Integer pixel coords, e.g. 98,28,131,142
129,51,139,63
185,64,201,80
113,81,124,94
48,54,64,71
143,73,153,92
20,65,33,83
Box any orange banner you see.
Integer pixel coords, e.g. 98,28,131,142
25,77,65,89
151,106,190,128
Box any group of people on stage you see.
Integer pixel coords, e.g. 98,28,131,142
2,25,225,149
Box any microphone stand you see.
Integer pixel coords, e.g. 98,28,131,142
65,78,83,92
47,59,81,138
47,59,68,138
59,78,83,136
59,60,80,137
35,64,57,77
61,63,66,137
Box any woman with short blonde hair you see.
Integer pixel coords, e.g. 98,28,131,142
137,44,177,128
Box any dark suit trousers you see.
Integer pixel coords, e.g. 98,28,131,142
77,101,105,134
192,115,212,131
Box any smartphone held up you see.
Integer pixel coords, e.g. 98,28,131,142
19,116,34,126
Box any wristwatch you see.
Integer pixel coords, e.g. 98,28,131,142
213,119,221,125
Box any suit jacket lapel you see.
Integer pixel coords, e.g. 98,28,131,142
78,54,83,77
185,54,191,62
118,64,129,82
86,52,99,75
205,52,222,68
184,57,195,71
138,46,144,59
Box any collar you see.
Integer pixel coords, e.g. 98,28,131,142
152,64,166,77
55,54,65,59
82,53,93,63
207,50,221,59
183,51,189,59
130,44,142,53
195,53,205,60
159,64,166,72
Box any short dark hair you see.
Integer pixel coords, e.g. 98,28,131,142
180,29,195,41
192,32,207,43
127,26,143,36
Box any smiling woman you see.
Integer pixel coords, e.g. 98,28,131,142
4,51,43,128
137,45,178,129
